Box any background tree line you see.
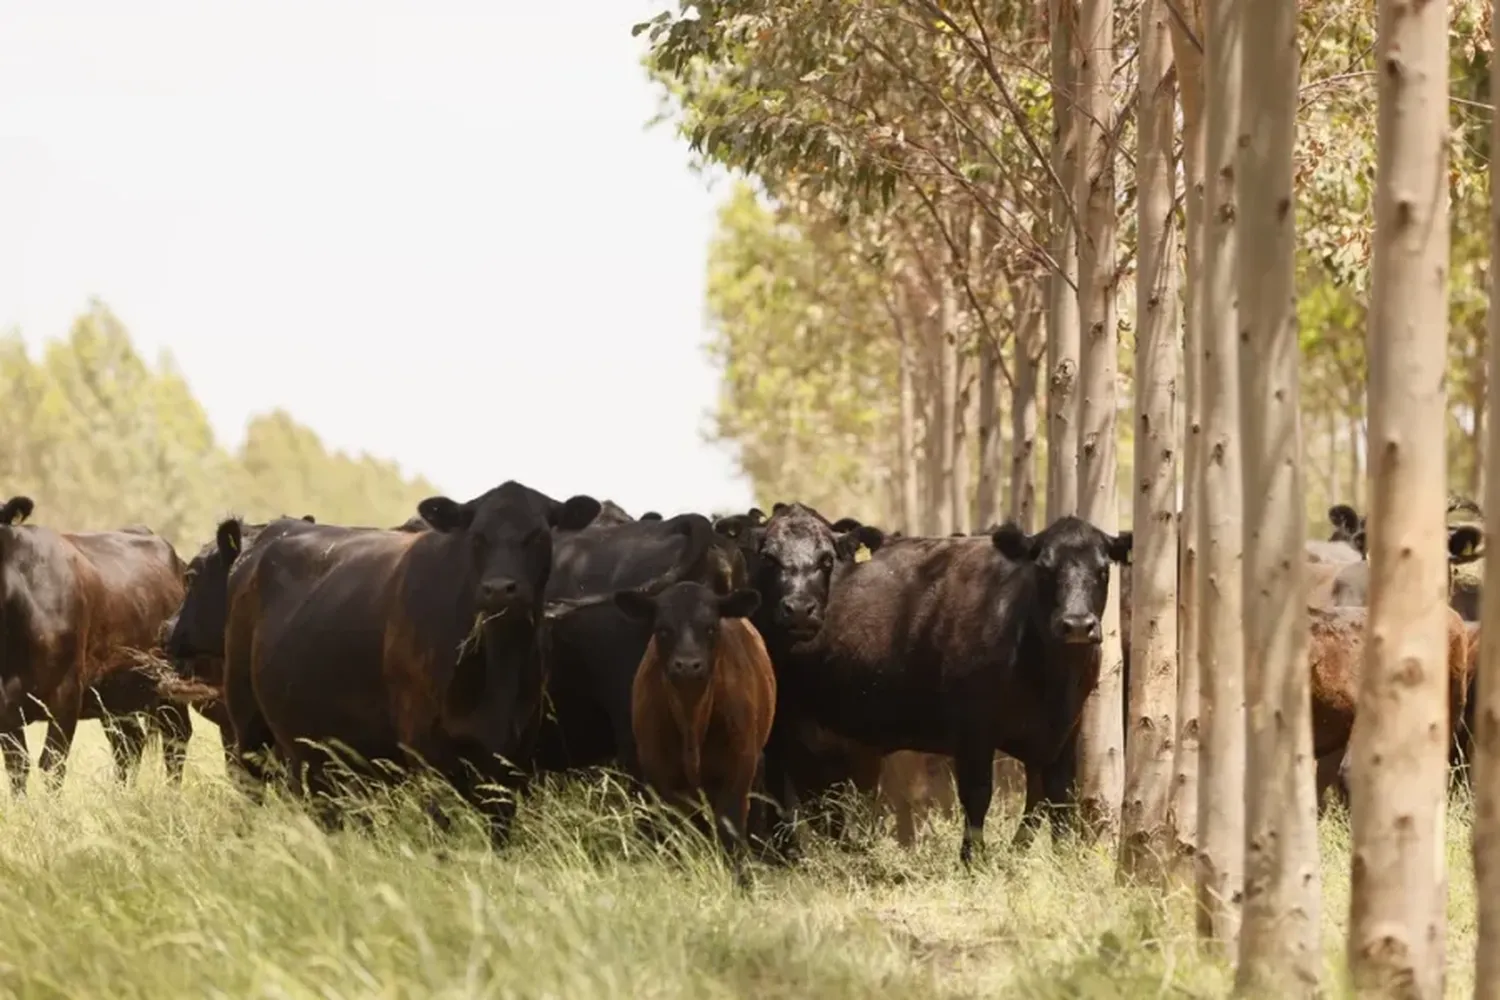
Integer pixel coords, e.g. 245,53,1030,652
648,0,1493,532
0,299,437,553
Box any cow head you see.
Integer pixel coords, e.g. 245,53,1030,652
165,518,245,668
419,483,600,616
0,496,34,527
755,503,884,641
993,516,1132,645
615,581,760,681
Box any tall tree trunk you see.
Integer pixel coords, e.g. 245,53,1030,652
1119,0,1179,886
1236,0,1322,990
1474,0,1500,983
1167,0,1205,892
895,290,921,536
1347,0,1449,993
952,355,971,535
1347,410,1363,508
1010,306,1043,532
1073,0,1123,840
975,332,1005,532
937,280,958,537
1197,0,1246,953
1046,0,1081,522
1471,357,1486,500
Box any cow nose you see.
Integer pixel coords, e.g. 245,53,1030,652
1057,612,1100,643
478,578,521,611
669,657,707,679
780,596,816,620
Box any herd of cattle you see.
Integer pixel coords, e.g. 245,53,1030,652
0,483,1484,871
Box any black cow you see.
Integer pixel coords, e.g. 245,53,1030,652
725,503,885,854
532,512,747,776
774,516,1131,863
222,481,600,841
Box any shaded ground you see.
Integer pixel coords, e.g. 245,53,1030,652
0,715,1475,998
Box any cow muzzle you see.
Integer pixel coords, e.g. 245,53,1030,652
477,577,533,614
1053,612,1101,645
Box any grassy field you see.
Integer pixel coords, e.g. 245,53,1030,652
0,715,1476,999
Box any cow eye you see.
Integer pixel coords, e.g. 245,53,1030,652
818,552,834,572
654,626,671,642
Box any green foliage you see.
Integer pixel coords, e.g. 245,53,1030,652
0,301,436,553
649,0,1495,524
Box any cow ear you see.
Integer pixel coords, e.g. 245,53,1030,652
1449,525,1484,564
613,590,657,622
747,507,767,525
991,522,1036,561
1329,504,1360,537
641,511,663,522
553,495,602,531
0,496,33,526
771,502,789,517
1107,531,1134,564
216,519,243,560
418,496,473,533
835,525,885,561
830,517,864,533
713,516,742,539
300,514,316,523
717,588,761,620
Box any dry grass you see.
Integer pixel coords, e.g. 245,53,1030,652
0,715,1477,998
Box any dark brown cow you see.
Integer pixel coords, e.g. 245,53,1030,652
222,481,600,840
775,515,1132,863
0,495,187,792
618,581,775,878
1311,604,1471,806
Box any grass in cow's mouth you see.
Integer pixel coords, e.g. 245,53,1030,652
0,715,1475,998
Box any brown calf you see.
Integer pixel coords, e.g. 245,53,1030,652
618,582,776,872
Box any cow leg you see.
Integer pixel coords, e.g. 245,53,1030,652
954,743,995,867
38,680,82,791
155,701,192,785
756,725,802,864
713,773,756,890
0,706,28,798
103,713,150,784
1012,762,1047,847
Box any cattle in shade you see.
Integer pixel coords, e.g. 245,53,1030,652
221,481,600,841
617,581,775,880
1312,603,1472,809
770,515,1131,863
531,511,747,778
0,496,189,791
716,502,888,857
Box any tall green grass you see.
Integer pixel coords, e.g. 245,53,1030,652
0,715,1476,998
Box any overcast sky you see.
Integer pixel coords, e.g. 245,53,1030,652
0,0,754,517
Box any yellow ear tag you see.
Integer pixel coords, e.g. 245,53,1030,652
854,545,872,564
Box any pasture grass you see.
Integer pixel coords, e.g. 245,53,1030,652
0,715,1476,999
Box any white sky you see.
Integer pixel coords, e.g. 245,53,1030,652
0,0,754,517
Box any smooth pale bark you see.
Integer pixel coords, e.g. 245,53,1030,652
975,333,1004,533
1118,0,1179,885
937,280,959,537
1347,0,1450,994
1072,0,1123,840
1197,0,1245,953
1046,0,1081,522
1010,306,1043,532
1236,0,1321,991
1167,0,1205,889
1475,0,1500,984
952,360,971,536
895,290,921,536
